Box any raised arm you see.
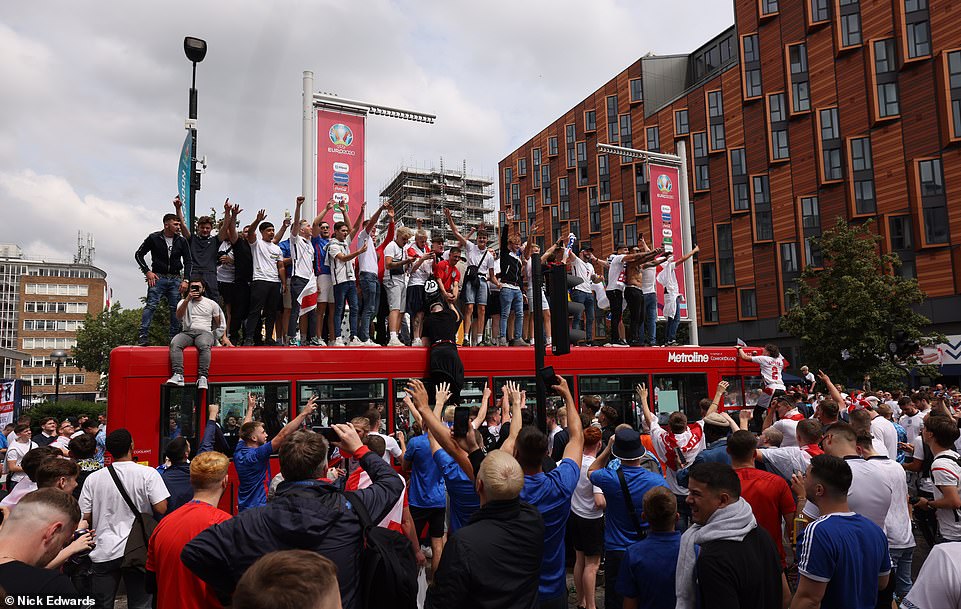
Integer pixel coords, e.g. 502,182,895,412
271,396,318,448
248,209,266,244
703,380,728,419
174,196,190,240
443,208,468,248
312,199,336,237
348,203,366,241
499,381,525,456
407,380,475,481
364,203,386,235
557,376,584,464
292,195,306,232
637,383,655,429
817,370,845,410
273,216,291,245
589,434,615,473
471,383,491,430
674,244,699,265
736,345,755,362
243,393,256,424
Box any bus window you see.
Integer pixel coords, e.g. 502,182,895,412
651,374,709,421
722,377,745,411
392,378,488,438
578,375,649,429
741,376,765,408
160,386,199,459
297,380,387,431
493,376,572,418
207,383,291,455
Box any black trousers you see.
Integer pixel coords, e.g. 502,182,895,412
224,280,249,344
374,282,390,345
245,280,281,343
624,286,644,345
606,289,624,343
604,549,626,609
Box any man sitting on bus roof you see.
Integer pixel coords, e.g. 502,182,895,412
166,277,229,390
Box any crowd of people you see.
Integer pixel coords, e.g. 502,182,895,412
0,346,960,609
135,196,697,386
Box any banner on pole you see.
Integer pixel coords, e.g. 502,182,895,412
316,109,365,230
648,163,688,320
177,132,192,225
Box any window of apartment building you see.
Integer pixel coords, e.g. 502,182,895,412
635,165,650,214
800,196,824,267
625,223,637,247
646,126,660,152
22,337,77,350
566,124,577,168
526,196,536,223
742,34,763,99
599,154,611,201
739,288,757,319
630,78,643,103
716,224,736,286
24,302,88,314
788,43,811,113
838,0,862,49
511,184,521,217
729,148,750,212
570,220,581,239
809,0,830,24
707,90,726,151
872,39,900,120
780,242,801,309
947,51,961,140
767,93,790,161
818,107,843,182
752,175,774,242
577,142,589,187
558,177,570,220
675,109,690,135
22,374,86,387
888,215,916,278
541,164,550,187
518,157,527,176
559,195,570,222
27,356,77,368
23,319,84,332
903,0,931,60
551,207,561,243
589,187,601,233
849,137,876,214
607,96,619,143
612,201,624,225
693,132,710,191
532,148,541,188
585,111,597,132
701,262,719,323
720,34,735,63
504,166,512,189
619,114,633,161
917,158,948,245
543,183,553,206
24,284,89,296
548,136,558,156
760,0,779,16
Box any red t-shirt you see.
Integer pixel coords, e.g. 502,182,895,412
434,260,461,292
735,467,796,566
146,501,232,609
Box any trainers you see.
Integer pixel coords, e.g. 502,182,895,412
349,337,365,347
612,340,630,347
288,339,300,347
333,337,346,347
364,339,378,347
510,338,529,347
497,337,508,347
308,337,325,346
197,376,208,390
166,374,185,386
387,337,404,347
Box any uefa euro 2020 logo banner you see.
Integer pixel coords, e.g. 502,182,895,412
329,123,353,147
656,173,673,195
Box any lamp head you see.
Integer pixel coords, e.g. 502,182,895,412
184,37,207,63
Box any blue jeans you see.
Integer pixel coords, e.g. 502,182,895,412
333,281,358,339
642,292,658,346
570,290,595,341
358,272,379,342
499,287,523,340
888,546,914,601
666,295,682,342
139,276,182,343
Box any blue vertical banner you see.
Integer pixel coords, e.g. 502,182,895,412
178,132,193,224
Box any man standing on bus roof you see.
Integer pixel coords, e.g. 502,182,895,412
174,196,222,304
243,209,287,345
135,209,192,346
736,344,787,413
234,395,318,511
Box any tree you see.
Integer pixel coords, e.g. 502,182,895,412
779,218,940,389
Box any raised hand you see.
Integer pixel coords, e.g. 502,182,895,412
406,379,430,411
295,195,306,207
482,382,492,406
636,383,648,401
436,382,451,408
173,196,183,209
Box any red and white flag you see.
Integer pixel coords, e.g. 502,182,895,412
298,275,318,316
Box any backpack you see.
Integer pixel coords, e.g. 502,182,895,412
342,490,418,609
932,454,961,523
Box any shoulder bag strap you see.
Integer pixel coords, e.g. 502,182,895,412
616,467,645,538
342,490,374,529
107,464,142,518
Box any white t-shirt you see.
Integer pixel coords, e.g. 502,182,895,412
571,455,604,519
771,411,803,448
407,244,431,286
369,432,403,463
289,234,315,280
182,297,219,332
868,456,914,549
216,240,235,283
802,456,893,528
79,461,170,563
913,437,936,494
251,238,282,282
607,254,628,292
901,541,961,609
751,355,787,391
640,265,657,294
803,372,816,388
649,420,705,495
327,238,355,285
759,445,814,481
900,412,924,443
871,415,898,460
357,229,379,275
384,241,408,282
931,450,961,541
6,439,37,485
569,255,595,294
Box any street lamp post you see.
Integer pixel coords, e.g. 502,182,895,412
184,36,207,230
50,349,68,402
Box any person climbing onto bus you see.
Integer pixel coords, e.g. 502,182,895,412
737,344,788,424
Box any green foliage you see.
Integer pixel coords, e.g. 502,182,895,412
779,218,941,389
25,399,105,423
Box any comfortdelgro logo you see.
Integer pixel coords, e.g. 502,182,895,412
667,351,709,363
656,174,673,194
328,124,353,146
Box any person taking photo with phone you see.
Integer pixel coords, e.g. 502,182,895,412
166,278,230,390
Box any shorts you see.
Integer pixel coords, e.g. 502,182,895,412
406,284,426,316
487,291,502,318
462,279,489,306
317,274,335,304
756,387,785,411
282,280,292,308
569,513,604,556
384,273,407,312
526,286,550,311
409,505,446,539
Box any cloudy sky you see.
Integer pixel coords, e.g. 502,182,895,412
0,1,733,309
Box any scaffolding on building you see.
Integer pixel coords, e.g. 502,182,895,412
379,160,495,245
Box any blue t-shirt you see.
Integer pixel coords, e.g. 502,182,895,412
432,449,480,533
311,236,331,275
95,428,106,466
404,434,446,508
519,458,580,601
797,512,891,609
279,239,293,276
234,440,274,512
589,465,669,551
616,530,682,608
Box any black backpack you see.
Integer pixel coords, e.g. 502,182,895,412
342,490,418,609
